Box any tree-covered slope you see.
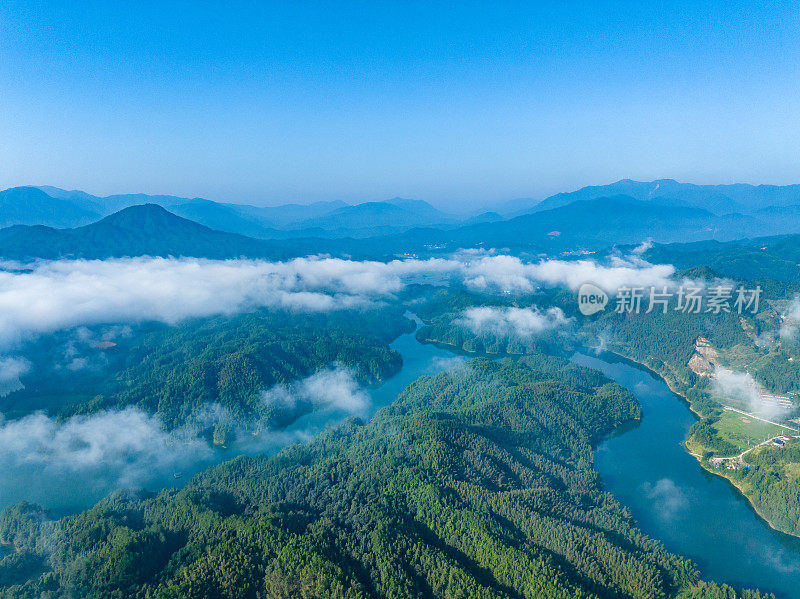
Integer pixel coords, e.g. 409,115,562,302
0,355,771,598
645,235,800,284
3,307,414,430
410,282,800,545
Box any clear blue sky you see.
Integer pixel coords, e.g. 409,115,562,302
1,1,799,210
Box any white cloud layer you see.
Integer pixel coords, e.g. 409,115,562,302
458,306,571,338
0,254,676,351
713,367,760,402
0,357,31,397
0,252,684,510
779,297,800,340
0,407,214,510
459,254,675,294
712,366,786,420
0,366,371,511
261,366,370,416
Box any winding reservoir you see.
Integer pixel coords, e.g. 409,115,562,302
573,351,800,599
7,321,800,598
282,323,463,436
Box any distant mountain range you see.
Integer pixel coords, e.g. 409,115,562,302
527,178,800,215
5,180,800,261
414,194,800,252
0,187,100,228
0,186,458,239
0,204,270,260
645,235,800,284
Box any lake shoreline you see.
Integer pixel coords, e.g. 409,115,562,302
330,330,800,551
579,350,800,598
598,347,800,542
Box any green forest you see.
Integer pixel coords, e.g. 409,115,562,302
0,354,772,598
2,306,414,432
410,282,800,544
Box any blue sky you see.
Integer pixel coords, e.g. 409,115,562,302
1,1,799,209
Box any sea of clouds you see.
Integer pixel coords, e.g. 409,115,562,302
0,254,674,348
0,253,675,390
0,252,678,510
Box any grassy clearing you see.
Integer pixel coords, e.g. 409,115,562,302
714,409,789,454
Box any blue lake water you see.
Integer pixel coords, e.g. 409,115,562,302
134,325,462,502
574,351,800,599
279,325,463,436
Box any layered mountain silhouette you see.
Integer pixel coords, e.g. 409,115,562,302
0,187,457,239
295,198,456,234
3,194,800,262
5,181,800,261
0,187,101,228
526,178,800,215
0,205,281,260
431,195,776,251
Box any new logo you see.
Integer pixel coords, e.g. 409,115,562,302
577,283,608,316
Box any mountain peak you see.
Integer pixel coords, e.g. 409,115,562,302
92,203,208,232
0,186,101,228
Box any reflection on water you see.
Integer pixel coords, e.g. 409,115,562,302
574,351,800,599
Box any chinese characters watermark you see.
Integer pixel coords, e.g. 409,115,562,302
578,284,761,315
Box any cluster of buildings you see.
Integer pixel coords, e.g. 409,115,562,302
710,434,798,471
772,435,795,447
711,458,751,471
725,461,749,471
759,392,795,410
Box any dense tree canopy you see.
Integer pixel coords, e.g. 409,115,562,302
2,307,415,431
0,354,769,598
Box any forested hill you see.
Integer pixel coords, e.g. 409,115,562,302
4,307,413,432
0,355,770,598
644,234,800,284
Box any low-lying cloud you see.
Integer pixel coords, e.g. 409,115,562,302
0,254,677,351
458,306,571,338
712,366,785,420
713,367,761,403
0,407,214,510
261,366,370,416
0,250,690,514
779,297,800,340
461,255,675,294
0,257,395,348
0,356,31,397
0,365,372,512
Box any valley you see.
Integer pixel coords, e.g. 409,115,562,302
5,5,798,596
2,182,800,598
